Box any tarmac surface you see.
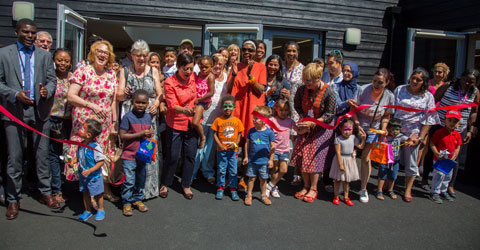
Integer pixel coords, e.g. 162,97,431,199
1,164,480,250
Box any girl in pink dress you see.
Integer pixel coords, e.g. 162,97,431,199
193,56,215,149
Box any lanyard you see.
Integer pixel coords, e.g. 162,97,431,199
286,64,296,82
458,90,468,103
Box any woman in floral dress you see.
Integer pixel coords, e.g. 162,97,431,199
66,40,119,201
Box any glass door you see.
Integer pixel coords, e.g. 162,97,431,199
56,4,87,66
203,24,263,55
405,28,467,81
263,30,322,66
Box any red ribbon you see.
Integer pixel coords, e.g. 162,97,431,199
252,111,287,132
0,104,116,179
296,102,480,131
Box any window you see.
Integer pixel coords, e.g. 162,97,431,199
56,4,86,66
264,30,322,66
203,24,262,55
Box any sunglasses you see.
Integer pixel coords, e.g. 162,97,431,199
330,49,343,62
242,48,255,53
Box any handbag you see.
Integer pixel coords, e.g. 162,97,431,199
136,137,157,163
370,137,394,165
105,136,125,185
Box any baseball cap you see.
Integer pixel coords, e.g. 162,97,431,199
179,39,194,48
445,109,461,120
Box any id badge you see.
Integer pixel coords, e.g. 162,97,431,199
308,109,314,117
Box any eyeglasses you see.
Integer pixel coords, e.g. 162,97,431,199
242,48,255,53
37,39,52,44
180,66,194,72
133,53,148,58
329,49,343,62
96,49,110,56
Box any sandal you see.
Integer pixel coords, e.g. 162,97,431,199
261,195,272,205
303,189,318,203
294,187,309,199
159,186,168,198
386,190,397,199
376,192,385,201
244,195,252,206
103,193,120,203
332,196,340,205
344,197,354,206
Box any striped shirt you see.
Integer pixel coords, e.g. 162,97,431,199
437,84,477,133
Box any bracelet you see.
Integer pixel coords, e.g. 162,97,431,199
113,120,119,123
248,76,256,85
85,102,90,109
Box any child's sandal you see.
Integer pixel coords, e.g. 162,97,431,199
244,195,253,206
376,192,385,200
386,190,397,199
261,195,272,205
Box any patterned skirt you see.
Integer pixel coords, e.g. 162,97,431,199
291,126,335,173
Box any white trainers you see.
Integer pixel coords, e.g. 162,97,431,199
271,186,280,198
359,189,369,203
266,182,274,197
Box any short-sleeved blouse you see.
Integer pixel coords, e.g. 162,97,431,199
284,63,304,122
393,85,440,136
354,83,395,131
50,76,71,118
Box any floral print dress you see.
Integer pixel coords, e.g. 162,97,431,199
65,64,117,181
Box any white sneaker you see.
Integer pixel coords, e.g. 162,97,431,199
271,186,280,198
359,189,369,203
266,182,274,197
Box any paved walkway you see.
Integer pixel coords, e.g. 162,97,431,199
1,166,480,250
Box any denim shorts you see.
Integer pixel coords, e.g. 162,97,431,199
246,163,269,179
79,176,104,196
376,162,399,181
198,102,209,108
274,152,290,163
366,132,379,144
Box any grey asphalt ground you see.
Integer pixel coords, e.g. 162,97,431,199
1,164,480,250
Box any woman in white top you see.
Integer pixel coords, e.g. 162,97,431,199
192,53,228,182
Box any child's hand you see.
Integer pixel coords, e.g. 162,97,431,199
358,128,366,139
159,102,167,114
144,129,153,138
219,145,228,152
267,160,274,169
339,164,345,172
81,169,90,178
242,157,249,165
194,99,200,105
266,86,276,97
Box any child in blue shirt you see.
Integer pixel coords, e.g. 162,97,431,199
243,106,275,206
119,90,153,216
77,119,106,221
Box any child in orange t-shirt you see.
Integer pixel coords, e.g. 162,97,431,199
211,95,244,201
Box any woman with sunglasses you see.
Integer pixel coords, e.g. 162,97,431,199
349,68,395,203
160,53,198,200
117,40,163,200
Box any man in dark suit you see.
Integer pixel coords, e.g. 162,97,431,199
0,19,59,220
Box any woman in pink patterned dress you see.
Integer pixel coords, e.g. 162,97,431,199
66,40,119,201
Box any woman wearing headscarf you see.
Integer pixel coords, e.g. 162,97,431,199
334,62,359,116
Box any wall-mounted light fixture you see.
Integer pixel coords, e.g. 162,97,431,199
12,1,34,21
345,28,361,45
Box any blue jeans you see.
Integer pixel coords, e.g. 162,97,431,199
192,125,215,180
161,125,198,188
377,162,399,181
122,160,147,205
217,151,238,189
